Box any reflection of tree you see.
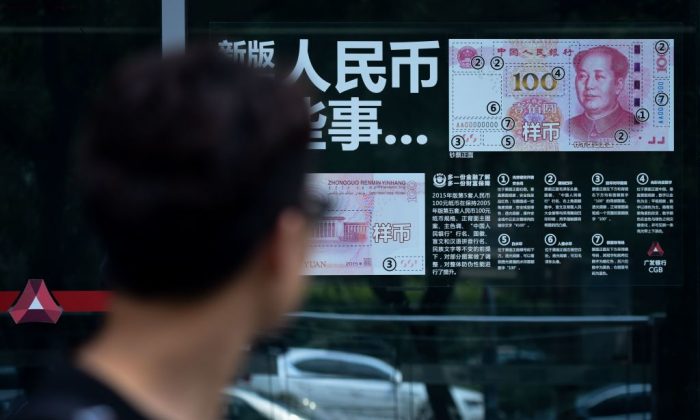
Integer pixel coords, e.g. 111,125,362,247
33,12,75,289
0,1,159,291
0,0,160,393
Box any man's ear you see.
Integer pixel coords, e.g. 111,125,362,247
265,209,310,275
255,209,311,329
615,77,625,94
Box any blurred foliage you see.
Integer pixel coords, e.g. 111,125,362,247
0,1,159,291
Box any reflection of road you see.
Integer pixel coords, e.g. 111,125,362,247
222,388,316,420
556,383,651,420
239,348,484,420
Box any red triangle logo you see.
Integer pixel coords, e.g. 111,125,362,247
647,241,665,257
8,279,63,324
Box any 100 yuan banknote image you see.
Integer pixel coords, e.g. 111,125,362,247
305,173,425,276
449,39,673,152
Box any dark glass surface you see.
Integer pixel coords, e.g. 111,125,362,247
0,0,160,411
0,1,696,419
189,1,700,419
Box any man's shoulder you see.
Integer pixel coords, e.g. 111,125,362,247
567,112,589,128
608,107,635,131
619,108,635,121
12,396,118,420
567,112,590,138
568,112,587,123
11,366,148,420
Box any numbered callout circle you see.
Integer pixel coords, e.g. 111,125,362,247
636,172,649,186
655,40,670,55
635,108,649,123
544,173,557,186
451,135,465,149
501,135,515,149
655,93,669,106
591,233,605,246
490,56,504,70
551,66,565,80
382,257,397,272
591,173,604,186
497,173,510,186
614,129,629,144
501,117,515,131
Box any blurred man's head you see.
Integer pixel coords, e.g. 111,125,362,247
80,47,317,329
573,46,629,117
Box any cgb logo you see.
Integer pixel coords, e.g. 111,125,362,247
647,241,665,257
644,241,666,274
8,279,63,324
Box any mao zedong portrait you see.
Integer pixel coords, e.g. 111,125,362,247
568,46,635,141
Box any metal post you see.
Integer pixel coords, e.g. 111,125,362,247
650,314,664,420
162,0,186,54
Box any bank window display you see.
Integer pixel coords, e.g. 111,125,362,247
0,1,697,419
191,1,698,419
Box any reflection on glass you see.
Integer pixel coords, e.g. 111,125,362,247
236,347,484,420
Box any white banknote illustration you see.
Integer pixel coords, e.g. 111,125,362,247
449,39,674,152
305,173,425,275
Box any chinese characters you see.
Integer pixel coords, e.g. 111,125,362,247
218,38,440,151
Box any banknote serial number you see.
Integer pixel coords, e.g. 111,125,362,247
454,121,499,128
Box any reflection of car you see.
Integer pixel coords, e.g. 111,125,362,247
241,348,484,420
222,387,315,420
310,337,397,362
0,389,26,418
562,383,651,420
467,345,547,365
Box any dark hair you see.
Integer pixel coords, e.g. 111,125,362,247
80,47,313,300
572,46,629,80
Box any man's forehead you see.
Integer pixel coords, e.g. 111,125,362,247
578,52,613,70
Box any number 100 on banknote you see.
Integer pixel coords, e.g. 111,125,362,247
449,39,674,152
304,173,425,276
